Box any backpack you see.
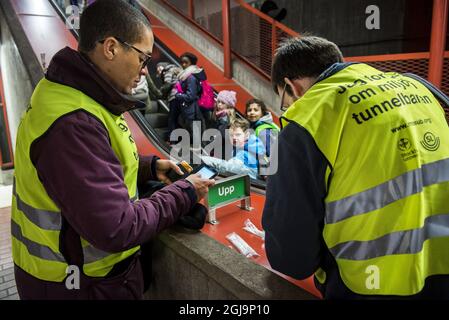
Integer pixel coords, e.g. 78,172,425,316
175,77,215,110
197,80,215,110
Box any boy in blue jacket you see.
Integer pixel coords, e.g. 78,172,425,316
202,119,266,180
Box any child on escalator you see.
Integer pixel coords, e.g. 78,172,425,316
202,118,266,180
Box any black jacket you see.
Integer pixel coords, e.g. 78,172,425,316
176,66,206,120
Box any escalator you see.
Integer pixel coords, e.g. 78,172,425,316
144,101,169,141
49,0,267,191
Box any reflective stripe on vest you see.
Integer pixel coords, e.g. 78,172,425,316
12,78,140,282
326,158,449,224
330,212,449,260
11,219,65,262
13,179,138,266
13,181,61,231
282,63,449,295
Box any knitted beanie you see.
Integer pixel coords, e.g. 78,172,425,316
216,90,237,108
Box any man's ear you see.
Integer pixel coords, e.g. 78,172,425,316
284,77,304,99
102,37,118,61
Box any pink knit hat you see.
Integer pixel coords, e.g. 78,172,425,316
216,90,237,107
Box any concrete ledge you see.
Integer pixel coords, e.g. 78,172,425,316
145,226,317,300
0,1,41,153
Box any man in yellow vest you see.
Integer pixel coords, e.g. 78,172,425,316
12,0,214,299
262,36,449,299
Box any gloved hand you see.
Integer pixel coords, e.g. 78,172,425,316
177,203,208,230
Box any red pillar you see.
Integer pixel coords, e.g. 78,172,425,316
188,0,194,19
222,0,232,78
428,0,448,87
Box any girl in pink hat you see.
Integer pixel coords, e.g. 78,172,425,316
210,90,237,158
213,90,237,133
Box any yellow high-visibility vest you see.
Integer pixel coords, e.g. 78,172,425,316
12,78,140,282
282,63,449,295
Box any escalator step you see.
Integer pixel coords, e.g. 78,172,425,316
144,112,169,128
145,101,159,114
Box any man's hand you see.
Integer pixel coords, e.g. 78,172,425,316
156,159,183,184
185,174,215,202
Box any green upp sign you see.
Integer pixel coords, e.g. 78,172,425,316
208,175,249,208
206,175,252,224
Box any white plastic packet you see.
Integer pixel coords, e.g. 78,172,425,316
243,219,265,240
226,232,259,258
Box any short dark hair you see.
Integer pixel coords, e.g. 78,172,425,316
271,36,343,94
245,98,268,116
79,0,151,53
180,52,198,65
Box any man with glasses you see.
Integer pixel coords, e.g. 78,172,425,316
263,36,449,299
12,0,214,300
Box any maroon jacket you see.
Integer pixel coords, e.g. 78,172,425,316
15,47,197,300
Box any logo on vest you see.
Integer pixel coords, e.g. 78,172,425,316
397,137,417,161
420,132,440,152
397,138,411,151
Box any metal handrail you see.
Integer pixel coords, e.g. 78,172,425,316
346,51,449,62
156,0,287,80
156,0,448,92
156,0,224,46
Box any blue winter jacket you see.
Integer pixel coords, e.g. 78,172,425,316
202,134,266,179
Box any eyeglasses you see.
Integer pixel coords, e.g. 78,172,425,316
279,82,288,112
99,37,152,69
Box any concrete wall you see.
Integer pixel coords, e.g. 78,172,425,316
0,16,33,155
0,1,44,155
252,0,435,56
141,0,282,116
144,0,224,70
145,227,317,300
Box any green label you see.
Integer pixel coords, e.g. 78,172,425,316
208,176,247,208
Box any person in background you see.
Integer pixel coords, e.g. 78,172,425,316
213,90,237,138
202,118,266,180
12,0,214,300
131,67,163,112
156,62,182,140
175,52,206,143
245,98,279,157
156,62,182,101
210,90,237,159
